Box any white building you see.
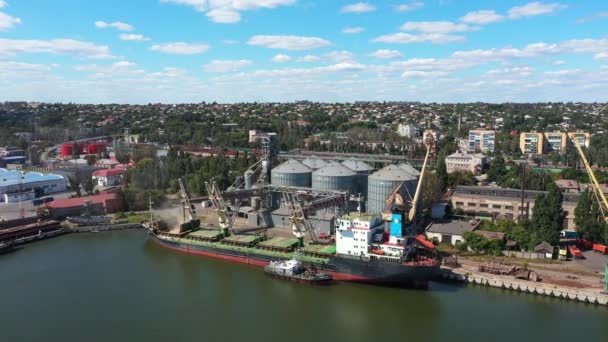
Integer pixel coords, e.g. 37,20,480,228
425,220,480,246
336,213,384,257
468,130,496,153
397,124,417,138
92,168,124,187
445,152,487,174
0,169,66,200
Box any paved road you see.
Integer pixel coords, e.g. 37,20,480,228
0,191,75,220
575,250,608,273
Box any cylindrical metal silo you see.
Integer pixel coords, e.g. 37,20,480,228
367,164,418,214
341,159,374,197
398,163,421,178
302,156,328,170
312,162,356,193
271,159,312,187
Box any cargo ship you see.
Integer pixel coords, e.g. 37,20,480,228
148,211,441,287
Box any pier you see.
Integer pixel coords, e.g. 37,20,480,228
440,267,608,305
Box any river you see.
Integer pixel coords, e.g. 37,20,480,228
1,230,607,342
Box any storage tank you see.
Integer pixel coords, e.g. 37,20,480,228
398,163,421,178
367,164,418,214
302,156,328,170
60,143,73,158
341,159,374,197
86,142,107,155
244,169,255,189
312,162,356,193
271,159,312,187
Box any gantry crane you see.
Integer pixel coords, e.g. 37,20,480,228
408,131,436,223
205,180,240,237
282,189,317,247
178,178,196,223
570,136,608,222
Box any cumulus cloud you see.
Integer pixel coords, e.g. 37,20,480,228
341,2,376,14
119,34,151,41
460,10,504,25
297,55,320,62
0,10,20,31
204,59,252,73
372,32,465,44
150,42,210,54
271,54,291,63
160,0,296,24
247,35,331,50
395,2,424,12
95,21,134,31
401,21,478,34
369,49,403,59
594,52,608,60
507,2,566,19
325,50,354,62
0,38,114,59
402,70,447,78
342,26,365,34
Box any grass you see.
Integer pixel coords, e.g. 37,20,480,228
114,212,148,224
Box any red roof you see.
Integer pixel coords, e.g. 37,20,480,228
48,193,118,209
93,169,125,177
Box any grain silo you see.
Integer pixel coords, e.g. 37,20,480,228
398,163,421,178
302,156,328,170
312,162,356,193
341,159,374,197
367,164,418,214
270,159,312,187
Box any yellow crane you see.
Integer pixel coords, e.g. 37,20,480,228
570,135,608,222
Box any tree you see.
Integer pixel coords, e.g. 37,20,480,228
83,177,95,195
85,154,97,166
447,171,476,188
435,156,448,192
72,143,79,160
487,155,506,183
530,183,563,245
422,170,443,216
67,175,82,197
575,189,608,243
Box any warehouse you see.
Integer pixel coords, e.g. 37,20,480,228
0,168,67,200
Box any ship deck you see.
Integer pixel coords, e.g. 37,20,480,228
222,235,262,246
301,244,336,256
258,237,299,251
187,230,224,241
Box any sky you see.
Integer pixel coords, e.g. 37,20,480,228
0,0,607,104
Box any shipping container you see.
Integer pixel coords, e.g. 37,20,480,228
592,244,608,254
568,245,584,259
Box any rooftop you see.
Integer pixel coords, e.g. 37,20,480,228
369,164,417,181
47,193,117,209
313,162,356,177
426,220,479,236
341,159,374,172
272,159,312,174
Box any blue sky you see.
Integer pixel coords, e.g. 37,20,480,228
0,0,607,103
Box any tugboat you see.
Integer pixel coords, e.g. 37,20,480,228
264,257,333,285
0,240,16,254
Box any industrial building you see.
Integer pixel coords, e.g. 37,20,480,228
445,152,487,174
46,193,122,218
367,164,418,215
468,130,496,153
451,185,578,230
312,162,356,193
270,159,312,188
425,220,481,246
341,159,374,197
0,168,66,200
92,168,125,187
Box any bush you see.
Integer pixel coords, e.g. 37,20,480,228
115,212,127,219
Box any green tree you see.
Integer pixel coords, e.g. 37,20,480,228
67,175,82,197
487,155,506,183
530,183,563,245
436,156,448,192
575,189,608,243
83,177,95,195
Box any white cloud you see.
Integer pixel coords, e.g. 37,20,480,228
544,69,581,76
369,49,403,59
95,21,134,31
594,52,608,60
577,11,608,23
325,50,354,62
0,61,52,79
150,42,209,54
460,10,504,25
0,11,20,31
204,59,252,73
342,27,365,34
400,21,478,34
507,2,566,19
247,35,331,50
553,60,566,65
372,32,465,44
396,2,424,12
0,38,114,59
160,0,296,24
341,2,376,14
0,1,6,9
402,70,447,78
271,54,291,63
119,34,151,41
297,55,320,62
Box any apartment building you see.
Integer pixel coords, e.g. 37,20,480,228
519,131,591,154
397,124,417,138
519,132,545,154
468,130,495,153
451,185,578,231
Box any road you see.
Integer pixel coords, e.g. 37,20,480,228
0,191,75,220
575,250,608,273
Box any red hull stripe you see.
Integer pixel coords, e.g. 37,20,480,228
152,238,370,282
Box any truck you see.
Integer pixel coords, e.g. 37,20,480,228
558,248,568,260
568,245,584,259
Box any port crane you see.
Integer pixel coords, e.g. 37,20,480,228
570,136,608,222
178,178,196,224
205,180,240,237
283,189,318,247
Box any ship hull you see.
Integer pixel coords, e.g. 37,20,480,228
149,232,440,287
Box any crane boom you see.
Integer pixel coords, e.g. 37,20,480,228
408,134,435,222
178,178,195,223
571,137,608,222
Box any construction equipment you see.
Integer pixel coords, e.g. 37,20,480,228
408,132,436,223
205,180,240,237
178,178,195,224
570,136,608,223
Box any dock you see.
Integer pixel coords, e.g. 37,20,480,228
440,267,608,305
69,223,143,233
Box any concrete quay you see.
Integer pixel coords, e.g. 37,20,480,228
440,267,608,305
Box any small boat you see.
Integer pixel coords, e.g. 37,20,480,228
0,240,16,255
264,258,333,285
